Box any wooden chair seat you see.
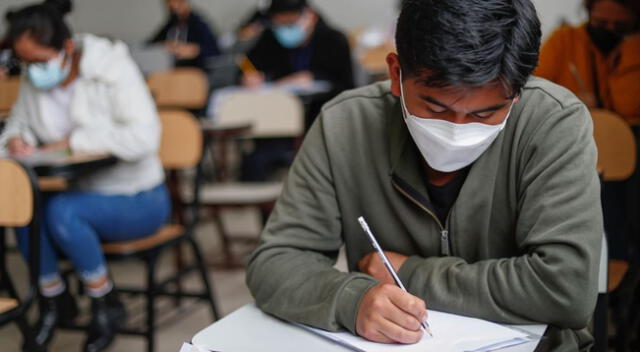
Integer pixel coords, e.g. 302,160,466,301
0,298,18,314
102,224,184,256
609,259,629,292
38,176,68,192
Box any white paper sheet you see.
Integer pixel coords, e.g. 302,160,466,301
300,310,531,352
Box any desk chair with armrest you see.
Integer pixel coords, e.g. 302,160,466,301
194,90,304,267
0,159,41,351
590,108,637,352
98,109,220,352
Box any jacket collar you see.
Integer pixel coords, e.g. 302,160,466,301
387,97,432,203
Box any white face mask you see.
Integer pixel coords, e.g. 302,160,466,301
399,72,514,172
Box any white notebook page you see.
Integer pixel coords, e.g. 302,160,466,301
300,310,531,352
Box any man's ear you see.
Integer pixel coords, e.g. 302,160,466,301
386,52,401,97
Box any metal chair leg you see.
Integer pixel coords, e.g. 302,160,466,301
592,293,608,352
15,313,41,352
188,236,220,320
146,253,158,352
211,210,239,268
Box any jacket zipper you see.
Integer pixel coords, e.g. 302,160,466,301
392,180,452,256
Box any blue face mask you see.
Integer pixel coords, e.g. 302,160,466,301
27,52,71,90
273,24,306,48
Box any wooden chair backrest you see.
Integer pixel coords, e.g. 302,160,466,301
591,109,637,181
0,159,33,227
158,109,203,170
215,90,304,138
0,77,21,113
147,68,208,109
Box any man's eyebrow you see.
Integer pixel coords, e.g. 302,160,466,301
418,95,508,114
470,103,508,114
418,95,449,109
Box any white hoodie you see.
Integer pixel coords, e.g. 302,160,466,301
0,33,164,194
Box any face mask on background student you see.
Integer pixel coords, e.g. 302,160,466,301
27,51,71,90
273,23,306,48
586,25,626,55
399,71,515,172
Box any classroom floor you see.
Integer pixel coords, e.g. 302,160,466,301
0,208,267,352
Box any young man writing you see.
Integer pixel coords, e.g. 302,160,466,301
247,0,602,350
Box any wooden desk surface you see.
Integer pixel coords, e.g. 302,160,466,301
13,151,117,190
17,151,118,178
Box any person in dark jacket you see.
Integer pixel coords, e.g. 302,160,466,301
242,0,354,97
239,0,354,182
149,0,220,72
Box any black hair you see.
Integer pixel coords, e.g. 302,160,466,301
5,0,73,50
585,0,640,19
267,0,307,15
395,0,541,96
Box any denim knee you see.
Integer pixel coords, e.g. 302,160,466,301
45,193,80,245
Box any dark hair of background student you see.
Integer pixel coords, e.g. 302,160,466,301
5,0,73,50
395,0,541,96
267,0,307,15
585,0,640,21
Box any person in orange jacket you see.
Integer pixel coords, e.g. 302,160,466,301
535,0,639,125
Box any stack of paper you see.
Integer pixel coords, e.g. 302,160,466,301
300,310,531,352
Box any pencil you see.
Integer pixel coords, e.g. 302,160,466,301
357,216,434,337
237,55,258,75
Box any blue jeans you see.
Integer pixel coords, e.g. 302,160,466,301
17,184,171,284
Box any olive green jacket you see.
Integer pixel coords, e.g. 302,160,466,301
247,78,602,351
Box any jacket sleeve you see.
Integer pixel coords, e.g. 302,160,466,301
312,31,355,92
148,21,170,44
0,77,38,151
192,16,220,60
246,114,378,334
397,102,602,330
69,55,160,161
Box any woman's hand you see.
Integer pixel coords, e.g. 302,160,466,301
7,137,35,157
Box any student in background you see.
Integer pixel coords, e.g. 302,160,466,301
247,0,601,350
242,0,354,97
148,0,220,73
536,0,639,263
535,0,639,123
1,0,170,351
239,0,354,182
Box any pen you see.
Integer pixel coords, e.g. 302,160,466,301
357,216,433,337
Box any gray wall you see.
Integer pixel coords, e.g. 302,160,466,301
1,0,587,46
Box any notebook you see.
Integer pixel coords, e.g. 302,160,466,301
299,310,532,352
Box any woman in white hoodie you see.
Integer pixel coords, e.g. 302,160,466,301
2,1,170,351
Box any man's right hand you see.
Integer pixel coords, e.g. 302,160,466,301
8,137,35,157
356,283,427,344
